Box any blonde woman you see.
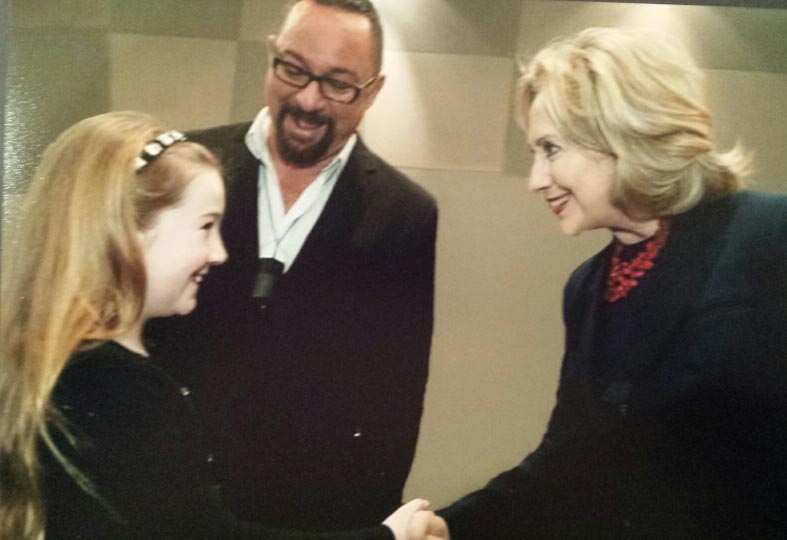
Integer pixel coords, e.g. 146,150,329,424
0,112,446,540
439,28,787,540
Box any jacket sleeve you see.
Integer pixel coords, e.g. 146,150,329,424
374,200,437,501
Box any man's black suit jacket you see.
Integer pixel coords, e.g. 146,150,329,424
440,191,787,540
152,122,437,531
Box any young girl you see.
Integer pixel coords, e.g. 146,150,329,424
0,112,444,540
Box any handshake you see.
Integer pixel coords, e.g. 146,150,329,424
382,499,449,540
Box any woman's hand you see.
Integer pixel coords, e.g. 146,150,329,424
383,499,449,540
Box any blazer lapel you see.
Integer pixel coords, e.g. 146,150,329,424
633,210,728,380
572,250,609,377
211,127,260,294
582,203,731,389
285,138,372,279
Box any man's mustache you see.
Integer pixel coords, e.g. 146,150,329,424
283,105,333,127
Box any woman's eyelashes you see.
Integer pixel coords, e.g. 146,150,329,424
528,139,562,159
543,141,561,159
200,217,220,232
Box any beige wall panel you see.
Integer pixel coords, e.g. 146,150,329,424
518,1,685,58
361,51,515,172
11,0,110,28
239,0,292,42
110,0,242,40
109,34,237,130
400,167,608,505
230,41,268,123
705,69,787,194
517,2,787,73
377,0,521,56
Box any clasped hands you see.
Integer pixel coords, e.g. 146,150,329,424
383,499,449,540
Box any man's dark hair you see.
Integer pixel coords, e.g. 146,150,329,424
286,0,383,73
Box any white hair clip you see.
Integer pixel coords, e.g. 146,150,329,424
134,130,187,171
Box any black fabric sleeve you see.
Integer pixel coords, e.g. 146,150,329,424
369,201,438,508
49,351,394,540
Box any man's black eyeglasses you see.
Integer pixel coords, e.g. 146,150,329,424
272,57,377,104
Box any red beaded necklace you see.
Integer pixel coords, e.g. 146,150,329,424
606,218,669,302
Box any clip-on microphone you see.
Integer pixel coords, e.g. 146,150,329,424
252,258,284,307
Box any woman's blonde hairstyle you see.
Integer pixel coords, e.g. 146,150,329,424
0,111,220,539
517,26,750,216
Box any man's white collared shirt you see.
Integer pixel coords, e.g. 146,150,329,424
245,107,357,272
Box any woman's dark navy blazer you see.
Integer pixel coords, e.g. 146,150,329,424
441,191,787,540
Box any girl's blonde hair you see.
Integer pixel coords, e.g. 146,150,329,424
0,111,220,539
517,27,751,217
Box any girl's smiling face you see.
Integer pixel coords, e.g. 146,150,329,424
140,166,227,319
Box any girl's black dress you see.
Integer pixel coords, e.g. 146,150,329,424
43,341,394,540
